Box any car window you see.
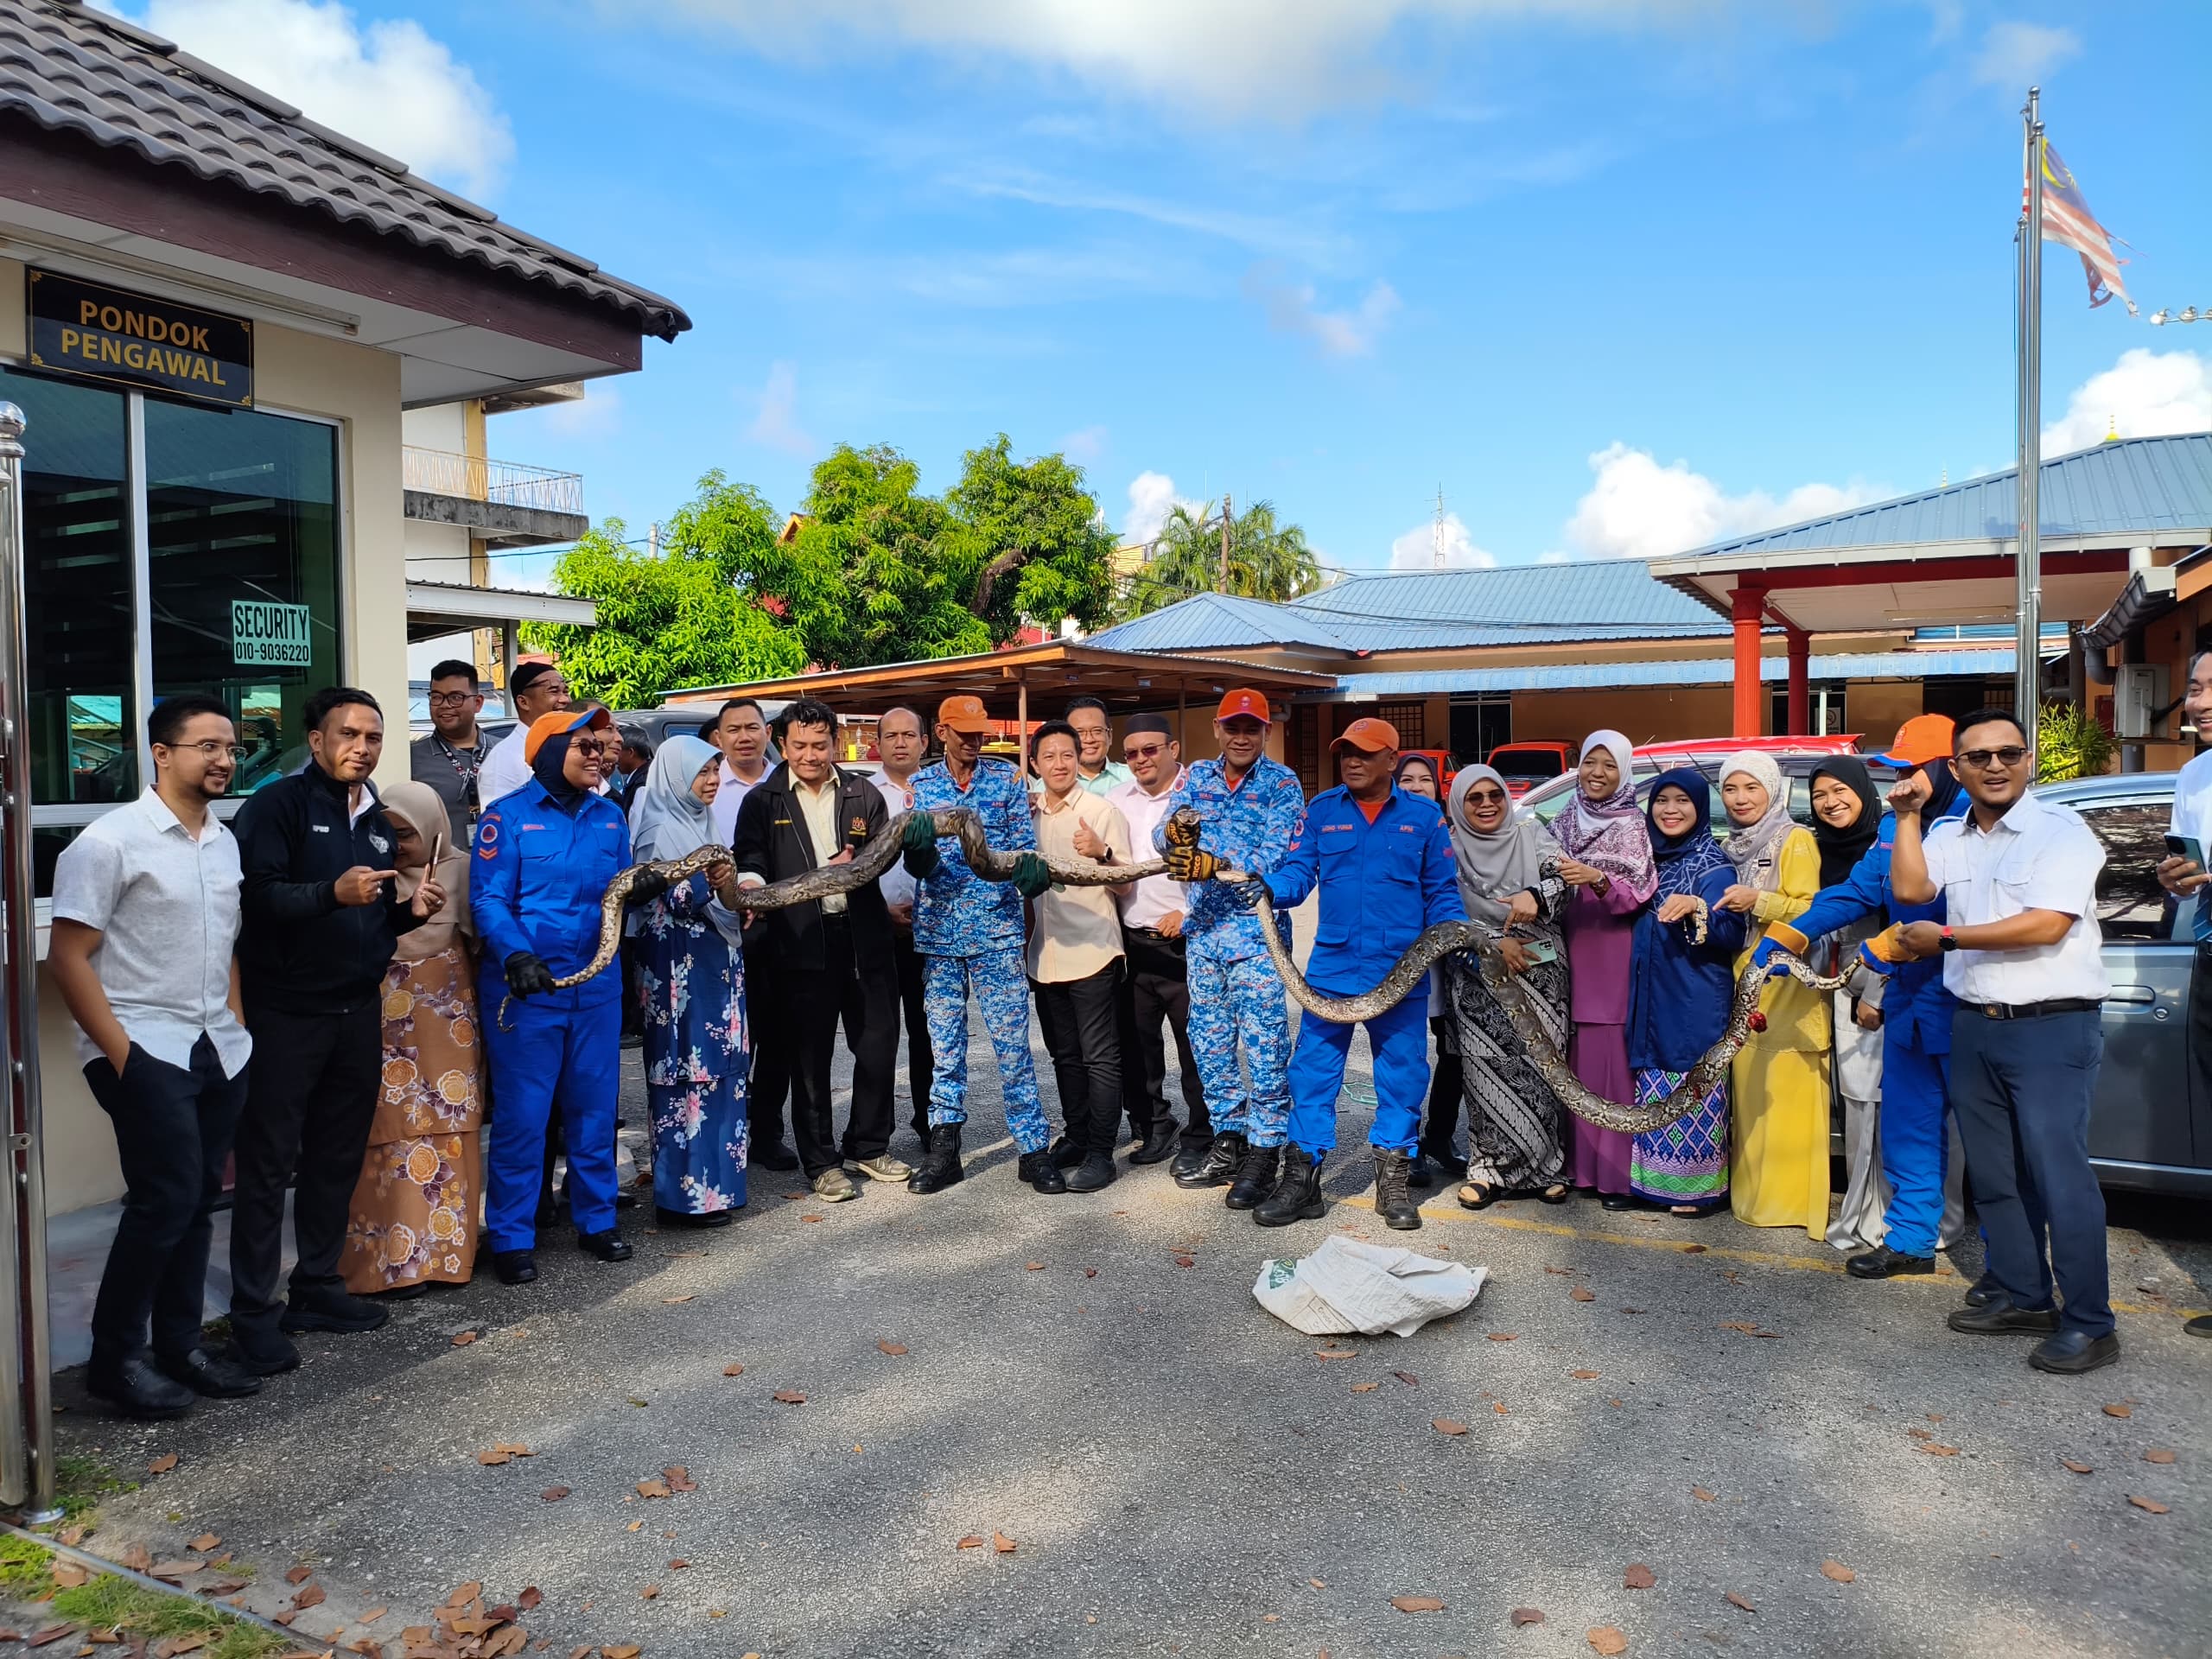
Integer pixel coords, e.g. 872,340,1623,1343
1491,750,1566,782
2075,801,2177,942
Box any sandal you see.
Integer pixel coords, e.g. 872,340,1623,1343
1536,1183,1570,1205
1456,1182,1498,1211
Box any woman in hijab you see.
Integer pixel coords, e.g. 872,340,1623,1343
1552,731,1660,1207
1440,766,1573,1207
1393,753,1440,802
341,783,483,1296
1807,758,1889,1250
1625,769,1745,1215
1391,753,1452,1183
1712,751,1830,1235
628,734,751,1226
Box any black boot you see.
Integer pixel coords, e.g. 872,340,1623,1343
1254,1145,1324,1228
1224,1143,1281,1211
1375,1148,1421,1231
1018,1150,1069,1194
1177,1130,1244,1191
907,1125,964,1193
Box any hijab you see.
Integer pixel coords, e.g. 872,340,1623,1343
1916,758,1963,827
527,713,589,810
1643,766,1731,898
1553,729,1656,899
1719,750,1796,891
1808,757,1883,887
626,734,746,948
381,780,469,963
1393,753,1440,801
1445,765,1558,923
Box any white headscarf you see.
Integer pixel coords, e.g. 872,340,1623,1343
627,735,747,946
1554,728,1656,898
1719,750,1796,891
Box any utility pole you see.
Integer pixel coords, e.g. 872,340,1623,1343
1218,492,1233,594
1432,485,1446,569
648,520,661,559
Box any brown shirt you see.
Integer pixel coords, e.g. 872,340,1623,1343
1025,789,1130,983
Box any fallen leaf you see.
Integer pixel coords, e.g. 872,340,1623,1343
1588,1626,1627,1655
284,1567,312,1586
1309,1579,1326,1590
992,1533,1017,1554
1173,1254,1196,1268
147,1453,178,1474
48,1560,87,1589
1543,1266,1571,1275
1432,1419,1469,1436
188,1535,220,1553
2145,1448,2177,1465
1725,1592,1757,1613
772,1390,806,1405
1719,1322,1760,1333
1084,1268,1097,1278
722,1363,745,1376
1392,1371,1418,1388
1510,1608,1545,1627
800,1215,823,1224
1692,1486,1716,1502
1570,1370,1600,1380
2103,1403,2132,1419
664,1466,696,1492
956,1536,983,1550
452,1331,478,1346
149,1560,201,1581
1315,1348,1357,1360
1926,1413,1944,1422
1619,1306,1645,1314
635,1479,671,1500
662,1295,696,1305
1820,1560,1856,1584
1494,1402,1510,1414
639,1586,659,1600
1681,1243,1707,1254
542,1486,570,1502
878,1340,907,1357
446,1582,483,1605
362,1605,391,1623
627,1397,650,1407
1570,1288,1596,1302
1907,1427,1933,1440
25,1628,74,1651
605,1647,642,1659
1389,1595,1444,1612
2127,1496,2170,1514
668,1559,690,1571
2061,1460,2093,1474
1624,1563,1656,1589
1916,1444,1961,1458
1350,1382,1380,1394
478,1451,512,1465
1487,1332,1516,1343
1025,1262,1044,1272
292,1585,325,1611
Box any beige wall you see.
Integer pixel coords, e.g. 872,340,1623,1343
1510,685,1736,744
1848,680,1923,750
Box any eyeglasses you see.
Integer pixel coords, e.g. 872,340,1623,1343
1465,787,1507,805
427,691,479,708
1957,747,2030,769
1124,743,1166,760
163,741,248,762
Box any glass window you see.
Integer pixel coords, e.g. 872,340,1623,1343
2078,801,2177,942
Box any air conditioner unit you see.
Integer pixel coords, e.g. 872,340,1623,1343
2113,663,2167,740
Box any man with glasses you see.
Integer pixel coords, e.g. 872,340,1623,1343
1887,709,2116,1376
872,706,935,1146
706,697,794,1170
410,659,493,836
49,695,259,1417
475,662,572,815
1041,696,1132,798
2156,650,2212,1340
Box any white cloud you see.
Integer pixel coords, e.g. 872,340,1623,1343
2042,349,2212,454
1058,424,1108,464
1969,21,2080,89
139,0,514,198
1243,266,1401,358
1389,511,1495,569
745,361,817,457
1565,442,1888,562
1121,470,1187,547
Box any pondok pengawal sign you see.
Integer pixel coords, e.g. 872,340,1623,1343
26,270,252,409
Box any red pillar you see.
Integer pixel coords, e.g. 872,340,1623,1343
1786,628,1810,736
1730,586,1765,737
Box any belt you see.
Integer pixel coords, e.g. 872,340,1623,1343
1125,925,1183,943
1968,997,2102,1020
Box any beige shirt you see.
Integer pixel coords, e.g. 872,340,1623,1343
791,773,848,915
1026,788,1130,983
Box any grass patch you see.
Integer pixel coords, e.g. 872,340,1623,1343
46,1453,138,1528
50,1573,291,1659
0,1533,53,1597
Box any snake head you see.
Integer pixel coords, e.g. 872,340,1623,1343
1163,806,1202,849
1746,1009,1769,1033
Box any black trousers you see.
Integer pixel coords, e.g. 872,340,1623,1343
1117,927,1207,1147
1421,1016,1462,1165
785,916,898,1179
229,1001,380,1332
83,1035,247,1370
1033,962,1125,1154
892,926,934,1137
743,933,791,1146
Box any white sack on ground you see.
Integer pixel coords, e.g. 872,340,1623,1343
1253,1235,1485,1337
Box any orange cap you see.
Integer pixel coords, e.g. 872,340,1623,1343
522,705,610,763
1883,714,1955,766
935,694,994,734
1215,689,1273,725
1330,716,1401,754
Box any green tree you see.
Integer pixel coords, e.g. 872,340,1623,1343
524,517,804,706
1124,497,1320,615
2036,699,2116,782
947,434,1119,644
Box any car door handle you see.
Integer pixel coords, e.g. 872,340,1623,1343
2106,984,2157,1006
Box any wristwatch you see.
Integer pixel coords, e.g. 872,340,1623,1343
1937,925,1957,952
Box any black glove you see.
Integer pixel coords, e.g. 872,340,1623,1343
1165,842,1223,881
624,868,671,908
902,844,942,880
899,813,938,855
504,951,557,999
1011,853,1052,899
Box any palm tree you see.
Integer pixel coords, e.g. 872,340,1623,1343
1230,499,1320,602
1123,498,1321,615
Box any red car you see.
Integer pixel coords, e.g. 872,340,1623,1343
1484,741,1573,798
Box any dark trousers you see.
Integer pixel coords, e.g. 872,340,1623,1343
785,916,898,1178
1950,1006,2112,1338
1421,1017,1462,1165
83,1036,247,1370
892,926,935,1138
229,1001,381,1332
743,934,791,1147
1117,927,1207,1147
1033,963,1124,1154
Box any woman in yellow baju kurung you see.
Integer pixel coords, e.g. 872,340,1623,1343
1713,752,1832,1236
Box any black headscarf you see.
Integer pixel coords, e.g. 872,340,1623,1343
1808,757,1882,887
1916,759,1963,828
1394,753,1440,799
531,728,588,811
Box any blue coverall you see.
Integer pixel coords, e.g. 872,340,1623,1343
1263,787,1465,1157
471,777,631,1252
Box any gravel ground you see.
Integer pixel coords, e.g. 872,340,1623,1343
51,1016,2212,1659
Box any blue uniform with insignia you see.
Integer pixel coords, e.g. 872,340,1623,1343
908,758,1048,1151
471,778,632,1252
1263,786,1465,1156
1160,755,1304,1147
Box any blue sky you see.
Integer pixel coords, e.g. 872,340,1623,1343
130,1,2212,588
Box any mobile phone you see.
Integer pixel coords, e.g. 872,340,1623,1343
1517,939,1559,964
2164,833,2204,868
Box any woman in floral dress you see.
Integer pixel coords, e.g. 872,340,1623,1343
628,735,750,1225
342,782,483,1296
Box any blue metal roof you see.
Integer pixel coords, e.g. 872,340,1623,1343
1677,433,2212,560
1084,592,1354,654
1287,559,1726,646
1309,649,2013,698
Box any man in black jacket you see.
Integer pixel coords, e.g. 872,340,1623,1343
732,699,905,1201
228,688,445,1375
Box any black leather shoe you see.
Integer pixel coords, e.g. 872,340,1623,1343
909,1126,964,1193
1847,1246,1935,1280
2030,1329,2121,1375
751,1139,800,1172
1168,1144,1210,1184
87,1355,194,1420
655,1206,734,1230
578,1230,633,1262
1963,1275,2001,1309
1018,1151,1068,1194
1224,1143,1281,1211
1948,1301,2059,1335
156,1347,262,1400
1179,1131,1245,1191
1046,1135,1084,1170
1065,1150,1118,1192
1599,1194,1637,1211
223,1327,300,1376
280,1286,389,1335
1129,1118,1179,1165
493,1250,537,1285
2187,1313,2212,1338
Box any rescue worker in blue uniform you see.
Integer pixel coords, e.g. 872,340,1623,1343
899,696,1056,1195
1159,690,1306,1207
472,708,667,1285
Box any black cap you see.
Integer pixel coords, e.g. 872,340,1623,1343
510,661,557,696
1125,713,1173,738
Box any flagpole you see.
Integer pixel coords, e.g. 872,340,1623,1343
2016,86,2044,728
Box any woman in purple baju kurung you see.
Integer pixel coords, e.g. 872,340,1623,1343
1552,730,1658,1206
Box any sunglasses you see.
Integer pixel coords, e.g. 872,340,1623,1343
1124,742,1167,760
1956,747,2029,769
1465,786,1508,805
570,736,614,758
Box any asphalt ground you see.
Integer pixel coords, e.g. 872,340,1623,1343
50,1018,2212,1659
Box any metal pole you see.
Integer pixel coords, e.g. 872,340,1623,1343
1217,493,1232,595
0,404,56,1522
2017,87,2044,728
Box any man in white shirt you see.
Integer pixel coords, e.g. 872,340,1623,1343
873,706,933,1144
48,694,259,1418
706,697,772,845
474,662,571,815
1888,707,2115,1376
2156,649,2212,1341
704,697,792,1167
1106,714,1206,1176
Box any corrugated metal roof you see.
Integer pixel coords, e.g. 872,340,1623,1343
1676,434,2212,560
1309,650,2013,698
1084,593,1354,653
0,2,689,338
1288,559,1726,646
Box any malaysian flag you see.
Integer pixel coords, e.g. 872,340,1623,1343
2026,137,2136,315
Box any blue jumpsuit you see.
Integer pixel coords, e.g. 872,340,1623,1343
1264,788,1465,1157
472,778,630,1253
909,758,1050,1154
1161,755,1305,1148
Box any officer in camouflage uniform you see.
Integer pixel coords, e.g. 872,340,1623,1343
901,696,1058,1194
1160,690,1305,1210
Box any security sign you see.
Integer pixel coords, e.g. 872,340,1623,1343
232,600,311,667
28,270,253,409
